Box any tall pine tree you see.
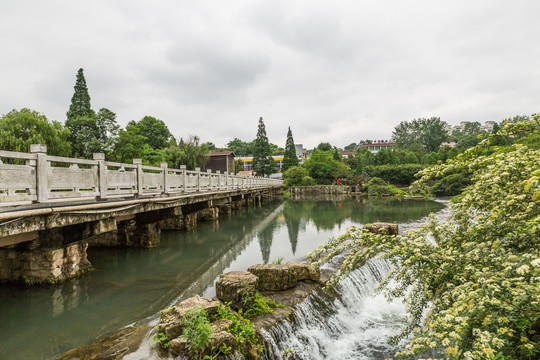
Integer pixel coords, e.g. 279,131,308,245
66,68,95,121
282,126,299,172
252,117,276,176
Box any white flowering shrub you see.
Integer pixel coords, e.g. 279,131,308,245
308,116,540,359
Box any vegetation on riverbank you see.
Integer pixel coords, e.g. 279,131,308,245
308,116,540,359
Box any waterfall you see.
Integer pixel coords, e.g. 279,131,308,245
261,259,406,360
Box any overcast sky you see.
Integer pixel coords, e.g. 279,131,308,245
1,0,539,149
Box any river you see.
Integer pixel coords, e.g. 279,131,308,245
0,196,446,359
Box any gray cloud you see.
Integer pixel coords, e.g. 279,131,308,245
1,0,539,149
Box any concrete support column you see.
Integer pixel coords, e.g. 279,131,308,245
31,144,48,203
93,153,107,200
133,159,143,196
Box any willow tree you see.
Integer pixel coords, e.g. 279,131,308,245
309,116,540,359
282,127,298,172
252,117,275,176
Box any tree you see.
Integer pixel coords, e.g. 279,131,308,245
226,138,253,156
392,117,449,153
0,108,71,156
304,150,350,184
127,116,174,150
282,127,299,172
95,108,120,153
252,117,276,176
316,142,333,152
164,136,210,170
66,68,95,122
282,166,315,186
308,116,540,359
344,142,357,151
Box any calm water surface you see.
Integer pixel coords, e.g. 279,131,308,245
0,197,445,359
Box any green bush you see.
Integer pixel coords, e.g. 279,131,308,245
364,177,403,197
364,164,425,185
431,171,472,196
283,166,316,186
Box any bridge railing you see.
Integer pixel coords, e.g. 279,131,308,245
0,145,282,206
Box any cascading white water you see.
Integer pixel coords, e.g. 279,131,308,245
261,258,405,360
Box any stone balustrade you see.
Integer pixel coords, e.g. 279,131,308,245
0,144,282,206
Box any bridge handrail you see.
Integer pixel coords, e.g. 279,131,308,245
0,145,282,206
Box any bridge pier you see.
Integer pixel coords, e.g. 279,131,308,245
0,227,92,284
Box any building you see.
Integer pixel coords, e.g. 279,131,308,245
359,140,395,153
206,151,235,174
340,150,355,158
237,156,284,172
440,141,457,148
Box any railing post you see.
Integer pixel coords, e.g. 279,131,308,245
207,169,212,191
31,144,48,203
133,159,143,196
195,167,201,192
216,170,221,190
180,165,187,192
161,162,169,195
93,153,107,200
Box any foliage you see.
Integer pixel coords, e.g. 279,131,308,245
304,150,351,184
252,117,276,176
316,142,334,152
430,170,473,196
182,306,213,359
308,116,540,359
164,136,210,170
344,142,357,151
0,108,71,156
227,138,253,156
282,127,299,172
272,256,285,264
152,326,171,349
364,164,424,186
240,290,281,319
215,303,263,356
282,166,316,186
66,68,95,121
364,177,403,197
127,116,174,150
392,117,449,152
355,147,375,171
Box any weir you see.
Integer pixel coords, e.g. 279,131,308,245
0,145,282,284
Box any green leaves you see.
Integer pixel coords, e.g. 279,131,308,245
309,115,540,359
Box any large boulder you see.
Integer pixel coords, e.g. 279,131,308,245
215,271,258,310
286,261,320,281
363,222,399,236
247,264,297,291
159,295,220,340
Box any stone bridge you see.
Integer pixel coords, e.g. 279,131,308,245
0,145,283,284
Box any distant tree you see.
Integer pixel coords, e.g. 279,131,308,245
204,142,216,151
110,125,147,163
66,68,95,122
282,127,299,172
269,142,285,155
234,159,244,174
128,116,174,150
304,150,351,184
252,117,276,176
95,108,120,153
226,138,253,156
316,142,333,152
392,117,449,153
344,142,357,151
164,136,210,170
0,108,71,156
282,166,315,186
356,147,375,172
